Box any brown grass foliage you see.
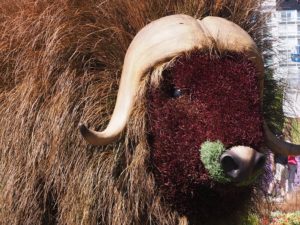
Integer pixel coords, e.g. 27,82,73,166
0,0,270,224
273,189,300,212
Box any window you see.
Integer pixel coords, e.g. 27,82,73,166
281,11,286,20
281,11,294,22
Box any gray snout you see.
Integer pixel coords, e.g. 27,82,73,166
220,146,265,183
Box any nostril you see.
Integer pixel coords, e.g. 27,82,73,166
220,155,239,174
254,153,266,171
219,147,265,183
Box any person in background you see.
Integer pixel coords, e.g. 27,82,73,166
287,155,298,193
267,153,288,199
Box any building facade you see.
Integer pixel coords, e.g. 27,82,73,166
266,0,300,80
264,0,300,189
265,0,300,118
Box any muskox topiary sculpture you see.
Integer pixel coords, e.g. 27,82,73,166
1,1,300,225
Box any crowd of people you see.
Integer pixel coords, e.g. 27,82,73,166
267,152,298,201
267,118,299,202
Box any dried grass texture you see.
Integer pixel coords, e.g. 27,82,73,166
269,190,300,212
0,1,269,225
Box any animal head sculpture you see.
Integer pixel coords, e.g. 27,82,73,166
4,1,300,224
79,14,300,216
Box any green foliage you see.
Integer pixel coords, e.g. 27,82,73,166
263,68,284,134
239,211,300,225
240,213,260,225
291,118,300,144
200,141,230,183
270,211,300,225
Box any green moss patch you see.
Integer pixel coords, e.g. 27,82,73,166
200,141,230,183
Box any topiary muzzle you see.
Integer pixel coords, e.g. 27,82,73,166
201,141,265,184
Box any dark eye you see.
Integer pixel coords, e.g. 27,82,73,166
172,88,182,98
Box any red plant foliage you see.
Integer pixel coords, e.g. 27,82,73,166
147,51,264,218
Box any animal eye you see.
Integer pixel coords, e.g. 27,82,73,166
172,88,182,98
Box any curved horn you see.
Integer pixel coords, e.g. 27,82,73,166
79,14,210,145
199,16,264,92
264,121,300,156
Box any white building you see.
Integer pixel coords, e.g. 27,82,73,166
265,0,300,118
263,0,300,189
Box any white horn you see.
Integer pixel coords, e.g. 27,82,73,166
264,122,300,156
199,16,264,92
79,14,210,145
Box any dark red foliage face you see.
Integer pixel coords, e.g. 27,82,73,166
146,51,264,217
